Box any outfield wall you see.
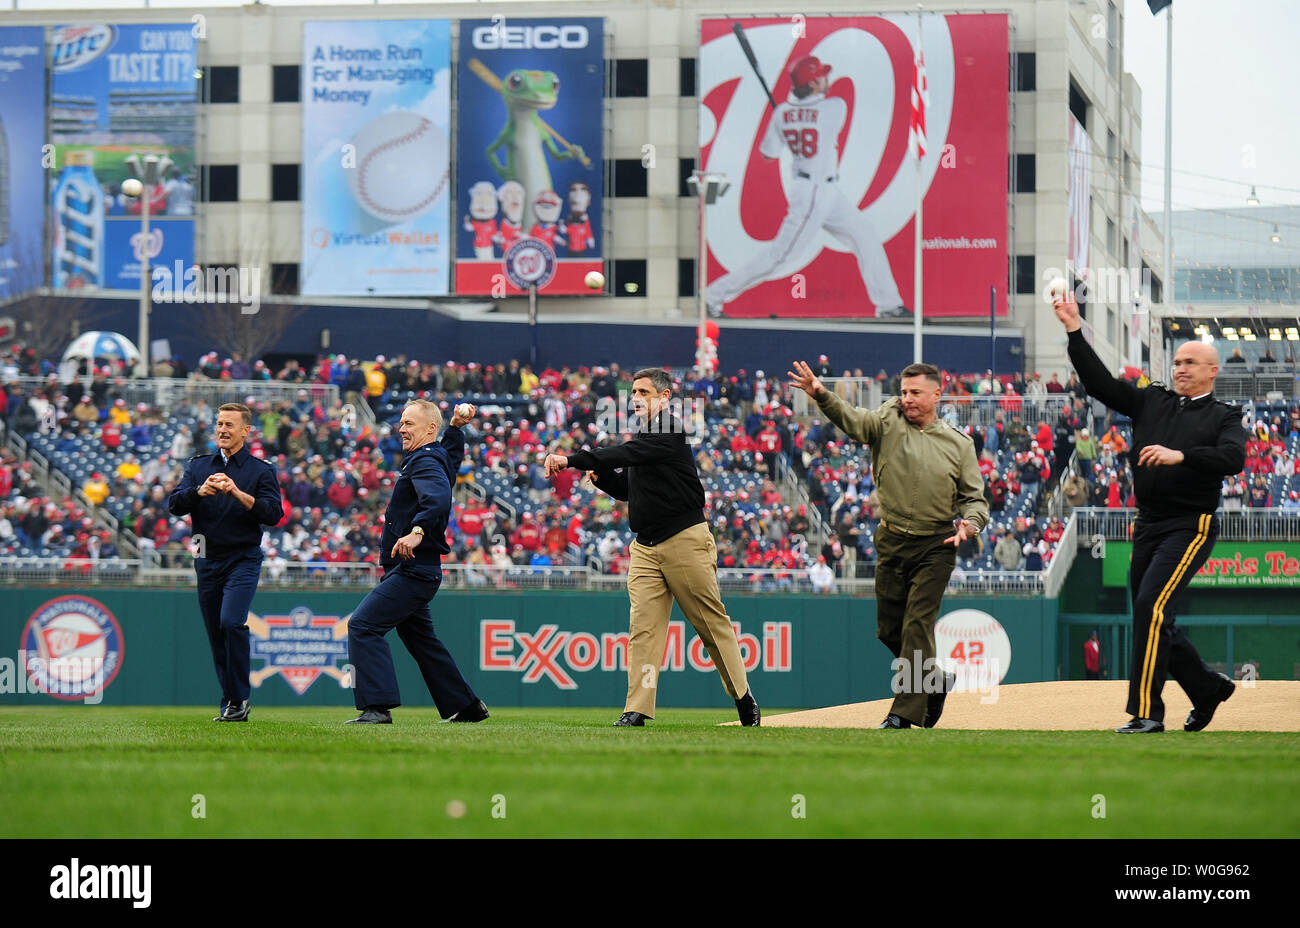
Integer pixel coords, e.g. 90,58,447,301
0,589,1054,709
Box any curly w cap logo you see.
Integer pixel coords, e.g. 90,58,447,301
20,595,124,702
248,607,352,695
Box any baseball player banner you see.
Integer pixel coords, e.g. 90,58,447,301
1067,112,1091,276
0,28,46,300
700,14,1008,319
301,19,451,296
454,17,604,295
49,24,197,292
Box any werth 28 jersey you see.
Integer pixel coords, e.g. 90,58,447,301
759,92,846,179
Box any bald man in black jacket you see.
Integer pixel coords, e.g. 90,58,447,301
1055,298,1244,733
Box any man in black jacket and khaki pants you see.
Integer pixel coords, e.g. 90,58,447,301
1055,297,1243,733
545,368,759,727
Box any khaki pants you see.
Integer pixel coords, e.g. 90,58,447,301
624,522,748,717
873,523,957,725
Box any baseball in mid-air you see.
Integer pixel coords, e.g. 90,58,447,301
584,270,605,291
121,178,144,198
1048,276,1068,302
454,403,474,420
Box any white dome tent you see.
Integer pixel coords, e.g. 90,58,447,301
60,331,142,381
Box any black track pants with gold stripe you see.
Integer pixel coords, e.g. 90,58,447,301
1126,513,1224,723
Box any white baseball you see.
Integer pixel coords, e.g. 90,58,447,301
120,178,143,198
934,609,1012,692
454,403,473,420
347,110,448,223
1048,276,1068,302
584,270,605,290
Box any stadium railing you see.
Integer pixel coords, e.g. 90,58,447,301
1073,506,1300,541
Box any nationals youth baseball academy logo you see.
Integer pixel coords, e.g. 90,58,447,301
20,595,124,702
503,237,557,291
248,607,352,695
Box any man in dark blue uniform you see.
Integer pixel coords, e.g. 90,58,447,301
345,399,488,724
1055,297,1243,733
169,403,283,721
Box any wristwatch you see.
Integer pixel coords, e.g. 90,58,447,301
411,526,425,537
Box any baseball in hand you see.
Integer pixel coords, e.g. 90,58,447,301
454,403,473,420
1048,276,1068,302
584,270,605,291
121,178,144,198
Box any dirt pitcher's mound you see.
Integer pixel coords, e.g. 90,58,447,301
738,680,1300,731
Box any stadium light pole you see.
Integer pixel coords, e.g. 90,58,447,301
688,170,729,378
124,153,171,377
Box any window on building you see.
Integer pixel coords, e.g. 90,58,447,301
614,59,648,97
1014,154,1035,193
1107,130,1116,164
680,58,696,97
1015,255,1036,295
1107,218,1116,255
612,159,648,197
203,165,238,202
679,258,696,297
1015,52,1036,92
1108,2,1119,77
679,158,696,198
270,264,299,295
271,164,299,202
272,65,300,103
1068,80,1089,125
1123,152,1132,186
207,66,239,104
613,259,647,297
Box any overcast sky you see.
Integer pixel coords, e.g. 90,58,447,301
1124,0,1300,213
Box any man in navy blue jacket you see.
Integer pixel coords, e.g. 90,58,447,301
169,403,284,721
345,399,488,724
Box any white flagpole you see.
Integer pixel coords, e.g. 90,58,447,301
913,7,924,364
1162,5,1173,324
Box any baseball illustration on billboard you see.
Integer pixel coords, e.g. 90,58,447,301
455,17,603,295
301,19,451,296
699,15,1008,319
49,24,197,292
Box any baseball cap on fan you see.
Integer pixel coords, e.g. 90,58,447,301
789,55,831,89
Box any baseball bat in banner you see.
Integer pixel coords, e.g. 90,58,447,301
467,58,592,168
731,22,778,110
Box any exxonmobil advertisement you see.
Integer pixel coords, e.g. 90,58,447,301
699,14,1009,319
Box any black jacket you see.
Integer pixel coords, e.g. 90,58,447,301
1067,330,1245,520
378,427,463,574
567,413,705,545
168,445,284,559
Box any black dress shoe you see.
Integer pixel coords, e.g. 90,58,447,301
1185,673,1234,732
614,711,649,727
877,713,914,729
218,700,250,722
735,690,761,727
345,708,393,724
1115,717,1164,733
924,671,958,728
443,699,490,723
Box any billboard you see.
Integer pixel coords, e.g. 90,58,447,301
49,24,197,292
1067,112,1091,275
455,17,604,295
1104,541,1300,589
301,20,451,296
0,28,46,300
699,14,1008,319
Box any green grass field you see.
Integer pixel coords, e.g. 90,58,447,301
1,707,1296,838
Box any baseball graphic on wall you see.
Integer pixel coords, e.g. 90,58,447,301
346,110,449,223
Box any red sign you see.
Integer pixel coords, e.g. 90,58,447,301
700,14,1009,319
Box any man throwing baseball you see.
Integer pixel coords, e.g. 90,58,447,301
344,400,488,724
544,369,759,727
707,55,907,319
1054,296,1242,733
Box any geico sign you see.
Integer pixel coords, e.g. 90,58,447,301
480,620,792,689
472,25,590,50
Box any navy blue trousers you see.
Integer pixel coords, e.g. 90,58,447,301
194,549,262,707
347,568,477,715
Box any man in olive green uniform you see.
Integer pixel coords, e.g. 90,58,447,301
789,360,990,728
